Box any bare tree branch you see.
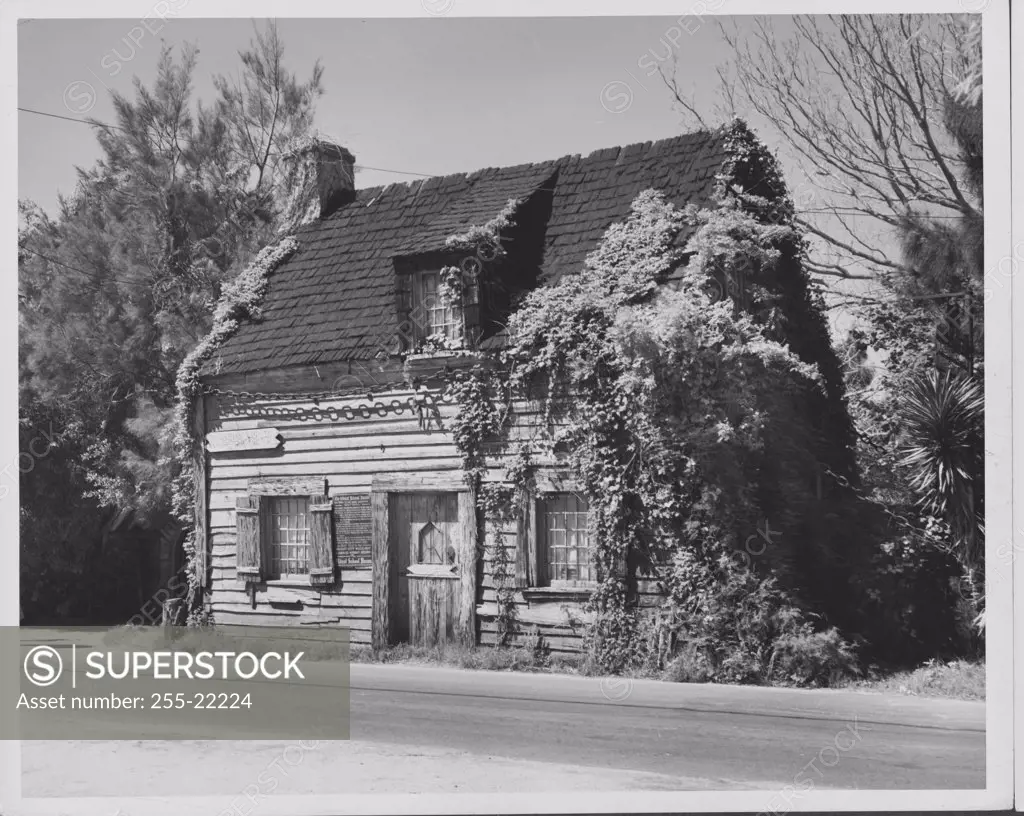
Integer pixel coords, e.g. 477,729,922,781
657,57,708,130
694,15,980,285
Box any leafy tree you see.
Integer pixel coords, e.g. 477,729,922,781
19,23,324,622
859,21,984,627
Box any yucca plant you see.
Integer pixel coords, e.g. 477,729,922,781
900,369,984,577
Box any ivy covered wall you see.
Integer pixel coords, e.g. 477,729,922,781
442,121,879,677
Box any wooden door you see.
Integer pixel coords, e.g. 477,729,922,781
388,492,462,647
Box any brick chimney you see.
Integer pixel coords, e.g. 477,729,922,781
279,137,356,231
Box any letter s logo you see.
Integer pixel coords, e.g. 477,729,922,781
24,645,63,687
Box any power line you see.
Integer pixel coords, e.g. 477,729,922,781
19,246,149,288
356,165,433,178
22,106,980,195
18,106,434,179
19,106,127,132
799,208,972,220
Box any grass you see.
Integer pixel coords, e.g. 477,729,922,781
838,659,985,701
352,643,985,701
350,642,597,676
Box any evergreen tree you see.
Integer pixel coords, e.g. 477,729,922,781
18,23,324,621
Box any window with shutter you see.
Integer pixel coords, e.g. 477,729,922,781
238,478,332,585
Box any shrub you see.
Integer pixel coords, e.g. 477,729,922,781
770,627,860,686
585,605,657,675
864,658,985,700
520,626,552,667
845,527,970,667
663,640,715,683
665,552,860,687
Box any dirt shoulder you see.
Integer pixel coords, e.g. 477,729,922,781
21,739,756,798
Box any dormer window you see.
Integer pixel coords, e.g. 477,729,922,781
414,270,462,343
396,265,466,351
394,252,487,354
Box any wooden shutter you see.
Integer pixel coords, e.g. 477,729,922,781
235,496,262,583
309,496,335,586
396,271,412,312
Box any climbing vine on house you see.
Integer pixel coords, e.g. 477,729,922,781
445,184,859,675
444,363,523,644
478,482,518,644
169,235,299,623
436,200,528,642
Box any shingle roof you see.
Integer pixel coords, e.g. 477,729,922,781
202,127,732,376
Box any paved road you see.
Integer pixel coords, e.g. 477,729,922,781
348,663,985,790
15,630,986,793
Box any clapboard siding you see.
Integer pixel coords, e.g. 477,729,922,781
209,446,462,468
209,572,374,596
210,565,373,644
204,384,470,631
203,385,625,651
478,622,585,654
209,459,463,480
211,600,373,621
211,614,372,645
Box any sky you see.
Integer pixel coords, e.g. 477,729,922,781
17,15,879,333
17,16,745,207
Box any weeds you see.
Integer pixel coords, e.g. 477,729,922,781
838,658,984,700
350,639,584,675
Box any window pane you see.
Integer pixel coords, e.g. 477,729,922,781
542,493,591,585
419,522,446,565
269,496,311,578
409,270,463,343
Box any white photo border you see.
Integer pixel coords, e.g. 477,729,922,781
0,0,1012,813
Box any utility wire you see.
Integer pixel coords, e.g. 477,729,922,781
19,106,127,131
21,106,980,200
18,106,434,178
20,246,148,288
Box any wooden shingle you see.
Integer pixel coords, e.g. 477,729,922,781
202,127,732,376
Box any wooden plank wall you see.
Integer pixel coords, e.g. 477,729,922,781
473,400,667,653
206,387,466,645
203,385,668,651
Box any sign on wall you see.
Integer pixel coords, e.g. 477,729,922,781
206,428,283,453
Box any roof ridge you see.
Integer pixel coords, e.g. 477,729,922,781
351,126,719,194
